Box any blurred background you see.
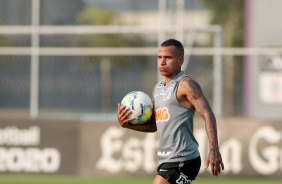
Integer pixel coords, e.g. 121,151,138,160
1,0,282,119
0,0,282,182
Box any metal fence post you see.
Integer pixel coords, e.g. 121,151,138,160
30,0,40,119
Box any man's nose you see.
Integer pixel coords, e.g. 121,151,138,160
160,58,166,64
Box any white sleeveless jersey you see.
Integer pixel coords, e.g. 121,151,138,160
153,71,200,165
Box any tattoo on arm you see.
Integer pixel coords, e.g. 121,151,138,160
184,79,219,149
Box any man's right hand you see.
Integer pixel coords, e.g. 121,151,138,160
117,103,135,128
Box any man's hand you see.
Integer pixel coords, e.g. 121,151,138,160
117,103,135,128
205,148,224,176
117,103,157,133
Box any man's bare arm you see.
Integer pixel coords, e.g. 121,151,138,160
117,104,157,133
180,78,224,176
185,79,218,150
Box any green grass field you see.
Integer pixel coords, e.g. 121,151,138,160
0,175,281,184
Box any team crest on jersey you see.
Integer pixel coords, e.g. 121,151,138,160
176,173,191,184
163,87,173,101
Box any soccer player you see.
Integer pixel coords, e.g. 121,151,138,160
117,39,224,184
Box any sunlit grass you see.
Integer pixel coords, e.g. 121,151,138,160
0,175,281,184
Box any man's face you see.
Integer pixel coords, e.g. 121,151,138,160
157,46,184,77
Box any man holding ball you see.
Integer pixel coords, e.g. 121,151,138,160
117,39,224,184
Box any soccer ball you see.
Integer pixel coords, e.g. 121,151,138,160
121,91,153,124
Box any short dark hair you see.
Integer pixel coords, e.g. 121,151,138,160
160,39,184,55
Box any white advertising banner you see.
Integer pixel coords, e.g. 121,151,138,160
1,118,282,178
85,118,282,178
259,72,282,104
0,119,80,175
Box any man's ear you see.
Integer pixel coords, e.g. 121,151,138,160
179,55,184,65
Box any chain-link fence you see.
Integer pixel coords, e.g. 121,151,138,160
0,0,281,120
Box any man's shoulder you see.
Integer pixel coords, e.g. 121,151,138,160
178,76,190,86
177,76,202,96
178,76,200,87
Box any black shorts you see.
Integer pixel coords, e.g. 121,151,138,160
157,156,201,184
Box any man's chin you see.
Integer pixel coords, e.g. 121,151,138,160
159,71,167,76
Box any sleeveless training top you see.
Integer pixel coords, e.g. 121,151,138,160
153,71,200,165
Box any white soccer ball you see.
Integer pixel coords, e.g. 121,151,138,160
121,91,153,124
